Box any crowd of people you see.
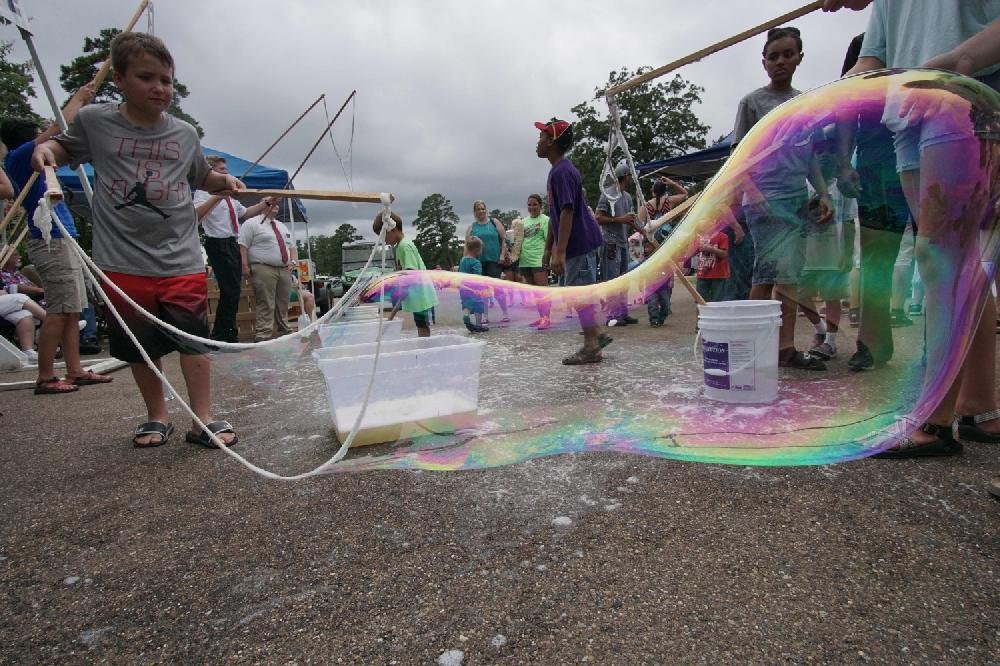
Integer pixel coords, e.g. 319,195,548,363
0,2,996,502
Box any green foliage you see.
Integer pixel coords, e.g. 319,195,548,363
489,208,522,230
570,68,709,206
0,40,43,125
59,28,204,137
413,193,461,270
297,223,362,275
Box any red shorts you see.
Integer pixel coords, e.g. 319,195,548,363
102,271,210,363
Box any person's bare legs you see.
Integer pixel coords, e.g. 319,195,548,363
955,293,1000,433
130,358,169,446
36,312,69,381
179,352,235,445
532,270,551,319
900,138,993,444
14,316,36,352
753,282,797,352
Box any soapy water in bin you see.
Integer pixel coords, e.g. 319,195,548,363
205,69,998,472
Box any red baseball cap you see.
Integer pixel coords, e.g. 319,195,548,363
534,118,571,140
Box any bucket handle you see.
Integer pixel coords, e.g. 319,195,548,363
693,325,778,377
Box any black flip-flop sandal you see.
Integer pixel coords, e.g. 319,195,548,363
956,409,1000,443
132,421,173,448
186,421,239,449
873,422,962,458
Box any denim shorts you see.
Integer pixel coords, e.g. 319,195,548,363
564,249,599,286
744,197,806,286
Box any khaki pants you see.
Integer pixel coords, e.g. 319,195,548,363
250,263,291,341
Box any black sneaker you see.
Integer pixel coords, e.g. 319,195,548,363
620,315,639,325
847,341,888,371
79,340,103,355
889,309,913,327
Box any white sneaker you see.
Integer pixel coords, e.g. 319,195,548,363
23,349,38,364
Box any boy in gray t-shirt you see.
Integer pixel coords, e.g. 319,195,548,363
33,32,243,449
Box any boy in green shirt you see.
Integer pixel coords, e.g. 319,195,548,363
373,211,438,337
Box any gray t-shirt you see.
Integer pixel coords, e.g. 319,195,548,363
595,189,633,245
55,103,211,277
732,86,811,201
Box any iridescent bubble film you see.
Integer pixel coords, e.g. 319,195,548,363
206,69,998,475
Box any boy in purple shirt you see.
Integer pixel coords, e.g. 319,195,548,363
535,118,610,365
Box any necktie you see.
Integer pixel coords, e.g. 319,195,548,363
271,219,289,264
224,197,239,235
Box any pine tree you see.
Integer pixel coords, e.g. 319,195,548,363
413,193,461,270
0,40,43,124
59,28,204,136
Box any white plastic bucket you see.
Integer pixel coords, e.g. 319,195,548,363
318,318,403,348
697,299,781,404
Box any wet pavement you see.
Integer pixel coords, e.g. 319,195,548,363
1,290,998,664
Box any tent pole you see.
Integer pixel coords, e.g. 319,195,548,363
17,26,94,204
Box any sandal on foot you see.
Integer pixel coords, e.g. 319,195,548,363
956,409,1000,443
186,420,239,449
779,349,826,371
69,369,114,386
132,421,173,448
873,422,962,459
598,333,613,348
563,347,602,365
34,377,79,395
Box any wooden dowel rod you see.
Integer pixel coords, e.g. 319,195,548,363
43,166,63,201
605,1,823,97
646,192,701,234
0,225,28,268
670,259,706,306
91,0,150,90
239,93,326,180
233,188,388,204
0,171,39,236
286,90,356,186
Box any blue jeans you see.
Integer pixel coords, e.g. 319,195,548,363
80,303,98,342
601,242,629,318
646,281,672,324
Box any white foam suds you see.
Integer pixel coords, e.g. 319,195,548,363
332,391,477,430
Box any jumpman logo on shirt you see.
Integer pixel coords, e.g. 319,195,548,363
114,170,169,220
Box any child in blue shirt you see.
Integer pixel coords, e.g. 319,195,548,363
458,236,488,333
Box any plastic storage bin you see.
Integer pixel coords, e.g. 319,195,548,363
314,335,485,446
318,318,403,348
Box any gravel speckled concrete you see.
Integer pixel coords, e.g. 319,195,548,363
1,294,997,664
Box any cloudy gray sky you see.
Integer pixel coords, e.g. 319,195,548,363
7,0,869,240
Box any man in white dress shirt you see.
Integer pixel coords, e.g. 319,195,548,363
238,199,294,342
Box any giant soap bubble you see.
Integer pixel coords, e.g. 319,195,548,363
197,69,1000,474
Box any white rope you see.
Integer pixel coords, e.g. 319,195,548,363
322,96,355,192
50,198,397,480
602,95,653,243
145,2,154,34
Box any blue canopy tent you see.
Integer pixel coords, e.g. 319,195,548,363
55,146,308,224
636,133,734,180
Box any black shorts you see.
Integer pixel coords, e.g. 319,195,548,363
412,307,435,328
481,261,503,279
519,265,546,279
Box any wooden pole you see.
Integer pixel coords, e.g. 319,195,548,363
0,171,39,236
43,166,63,201
646,192,701,235
233,188,388,204
91,0,150,90
239,93,326,179
670,259,706,306
286,90,356,186
605,0,823,97
0,226,28,268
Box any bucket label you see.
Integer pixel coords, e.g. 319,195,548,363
703,339,756,391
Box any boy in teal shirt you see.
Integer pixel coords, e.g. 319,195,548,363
373,211,438,337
